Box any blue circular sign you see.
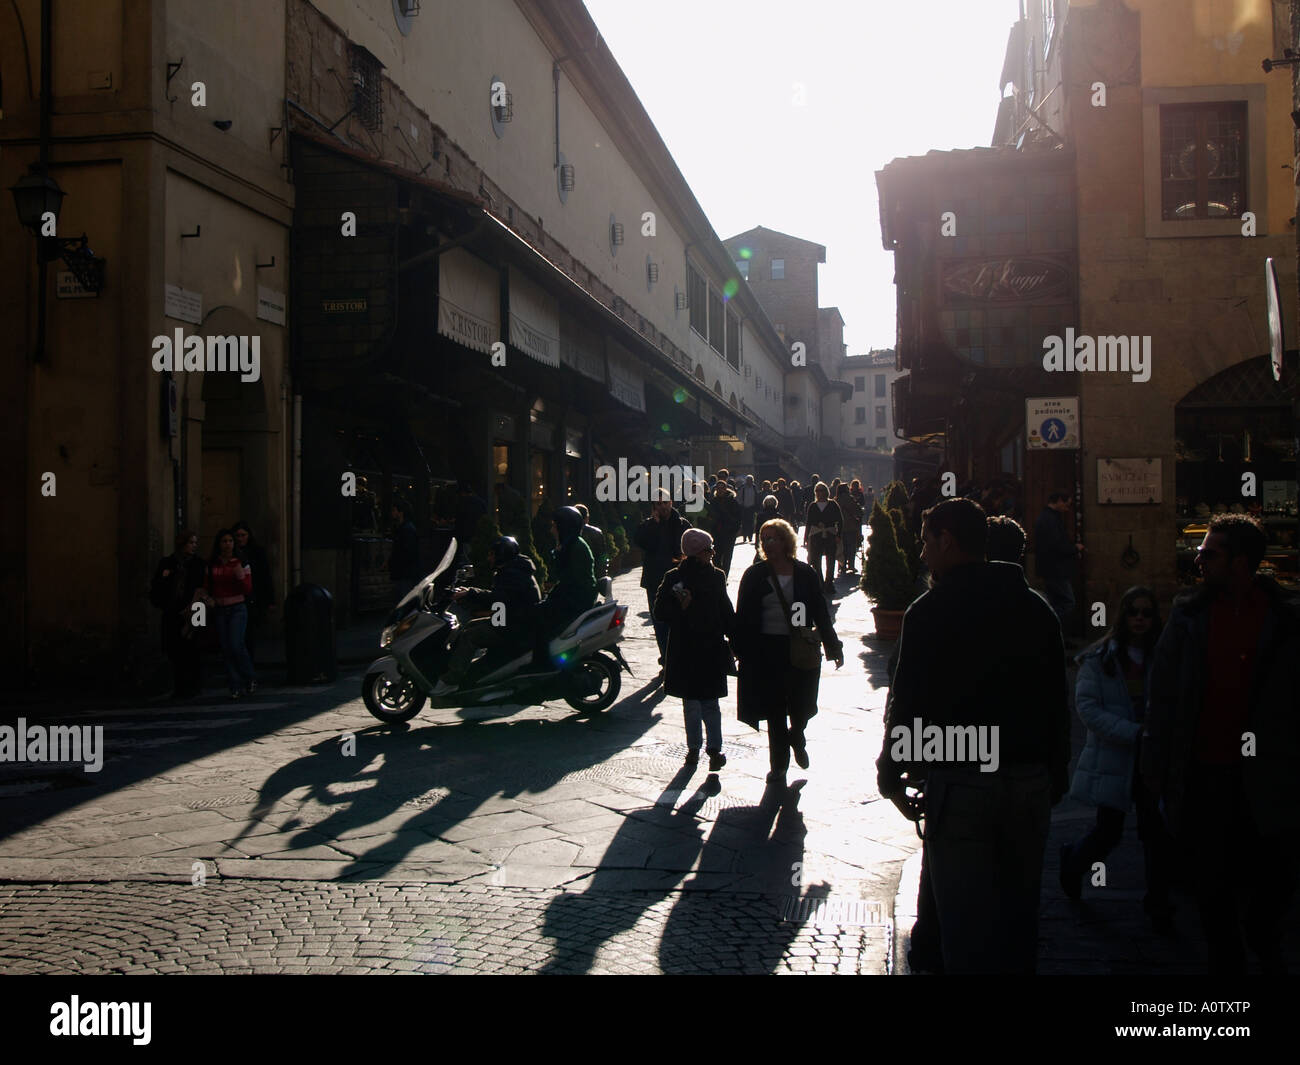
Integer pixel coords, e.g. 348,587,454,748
1040,418,1066,443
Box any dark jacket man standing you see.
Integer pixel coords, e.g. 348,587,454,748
877,497,1069,974
1034,490,1081,641
1142,513,1300,974
633,489,692,667
575,503,608,580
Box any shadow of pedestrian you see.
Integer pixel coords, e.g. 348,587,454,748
658,780,819,973
225,677,668,878
537,766,715,974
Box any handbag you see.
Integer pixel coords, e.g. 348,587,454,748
770,569,821,671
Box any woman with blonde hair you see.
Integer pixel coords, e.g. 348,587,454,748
733,518,844,784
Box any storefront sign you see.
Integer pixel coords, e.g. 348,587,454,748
508,267,560,367
942,257,1071,303
1026,396,1079,450
164,284,202,324
607,339,646,413
1098,458,1162,504
323,295,367,314
438,248,499,355
257,285,287,325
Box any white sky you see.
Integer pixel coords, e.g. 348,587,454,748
583,0,1023,354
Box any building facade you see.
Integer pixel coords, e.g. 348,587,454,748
880,0,1299,614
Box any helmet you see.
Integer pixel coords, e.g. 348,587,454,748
552,506,584,542
490,535,519,564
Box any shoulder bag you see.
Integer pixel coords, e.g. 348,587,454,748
770,569,821,671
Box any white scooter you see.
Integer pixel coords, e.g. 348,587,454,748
362,538,631,723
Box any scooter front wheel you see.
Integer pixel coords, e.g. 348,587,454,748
363,670,428,723
563,652,621,713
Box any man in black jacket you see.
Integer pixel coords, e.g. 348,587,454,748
877,497,1070,974
633,489,692,669
1033,490,1081,642
1142,513,1300,974
575,504,608,580
438,536,541,690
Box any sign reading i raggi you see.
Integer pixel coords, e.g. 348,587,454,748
1026,396,1079,450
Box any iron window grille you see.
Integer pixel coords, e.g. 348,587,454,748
351,45,383,132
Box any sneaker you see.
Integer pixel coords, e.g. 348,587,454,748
793,746,809,770
708,750,726,772
684,749,700,766
1058,842,1082,900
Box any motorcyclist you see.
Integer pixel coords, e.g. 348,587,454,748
434,536,540,692
531,506,598,670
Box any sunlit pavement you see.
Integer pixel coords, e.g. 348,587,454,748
0,541,910,974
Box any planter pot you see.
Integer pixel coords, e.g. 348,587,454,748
870,606,905,640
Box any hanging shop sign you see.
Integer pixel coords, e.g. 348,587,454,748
508,267,560,368
1026,396,1079,450
1098,458,1162,504
164,284,203,324
57,271,96,299
257,285,287,325
437,248,499,355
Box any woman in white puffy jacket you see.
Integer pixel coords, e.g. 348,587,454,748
1058,585,1175,933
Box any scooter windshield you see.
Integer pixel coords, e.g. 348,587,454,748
394,536,458,614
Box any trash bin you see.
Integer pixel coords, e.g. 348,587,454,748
284,583,337,683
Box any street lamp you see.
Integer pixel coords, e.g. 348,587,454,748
9,164,106,361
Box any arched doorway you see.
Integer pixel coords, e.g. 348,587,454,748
1174,353,1297,585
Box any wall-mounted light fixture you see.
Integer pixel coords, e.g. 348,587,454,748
609,215,624,255
646,256,659,290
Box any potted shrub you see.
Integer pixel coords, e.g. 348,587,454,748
861,499,914,639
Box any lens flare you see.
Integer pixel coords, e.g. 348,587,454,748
660,422,671,433
737,247,752,260
722,279,739,300
672,387,687,403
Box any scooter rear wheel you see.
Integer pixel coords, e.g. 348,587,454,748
363,671,427,723
562,652,621,712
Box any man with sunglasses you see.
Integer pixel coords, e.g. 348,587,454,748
1143,513,1300,974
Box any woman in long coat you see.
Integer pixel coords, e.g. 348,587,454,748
733,517,844,783
654,529,735,772
1060,585,1174,932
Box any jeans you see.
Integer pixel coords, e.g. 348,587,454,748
1067,775,1174,915
924,764,1051,974
1043,577,1075,639
214,603,256,693
807,540,835,587
683,698,722,752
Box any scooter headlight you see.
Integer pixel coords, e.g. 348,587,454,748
381,611,420,648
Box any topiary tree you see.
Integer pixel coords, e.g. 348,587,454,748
883,479,909,513
889,507,920,582
862,500,914,610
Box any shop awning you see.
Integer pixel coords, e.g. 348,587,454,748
560,311,605,383
508,266,560,368
607,338,646,413
438,247,499,355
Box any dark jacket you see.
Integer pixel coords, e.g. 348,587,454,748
804,500,842,548
633,508,692,591
710,493,742,539
462,555,542,617
774,486,796,522
242,539,273,609
653,558,736,700
389,520,421,581
540,534,597,624
876,560,1070,800
580,524,608,580
1141,576,1300,837
1033,507,1076,580
150,553,207,617
733,559,843,726
753,504,781,541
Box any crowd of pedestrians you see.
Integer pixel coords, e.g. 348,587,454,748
150,521,274,701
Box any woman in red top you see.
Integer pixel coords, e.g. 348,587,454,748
208,528,257,698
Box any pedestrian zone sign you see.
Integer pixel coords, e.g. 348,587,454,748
1026,397,1079,450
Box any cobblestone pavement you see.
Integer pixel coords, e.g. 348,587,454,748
0,880,883,975
0,541,906,974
